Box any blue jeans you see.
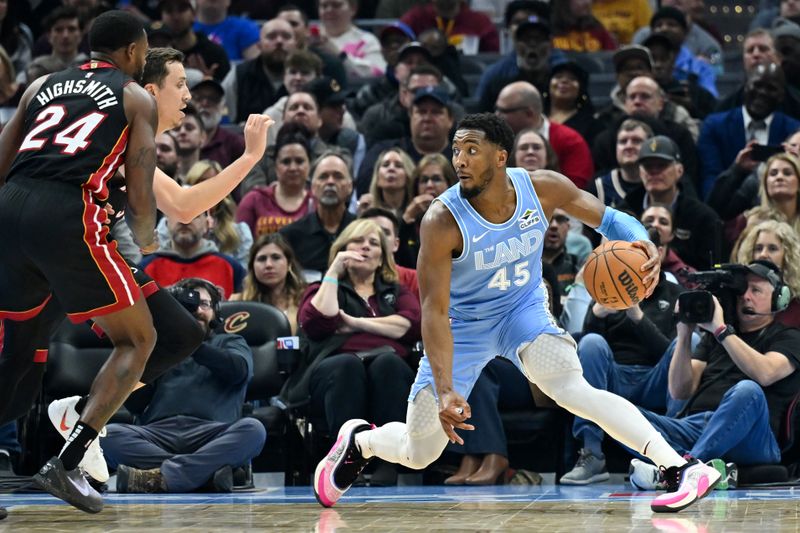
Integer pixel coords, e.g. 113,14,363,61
0,421,20,455
639,380,781,465
573,334,689,445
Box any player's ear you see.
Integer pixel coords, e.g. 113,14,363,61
143,83,157,97
497,148,508,168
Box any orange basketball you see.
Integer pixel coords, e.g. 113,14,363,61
583,240,650,310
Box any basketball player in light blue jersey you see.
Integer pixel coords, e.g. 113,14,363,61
314,113,720,513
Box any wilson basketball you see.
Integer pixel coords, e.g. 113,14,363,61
583,241,649,310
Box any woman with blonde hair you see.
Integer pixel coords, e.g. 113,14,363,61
735,219,800,327
158,159,253,265
232,233,306,334
356,148,416,219
282,219,421,484
746,152,800,233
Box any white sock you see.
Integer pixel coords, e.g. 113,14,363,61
642,432,686,469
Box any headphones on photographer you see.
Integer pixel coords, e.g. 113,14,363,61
749,260,792,313
168,278,224,329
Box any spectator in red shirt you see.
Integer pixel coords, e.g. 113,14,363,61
401,0,500,53
551,0,617,52
494,80,594,188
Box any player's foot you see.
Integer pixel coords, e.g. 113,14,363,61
314,419,373,508
116,465,167,493
48,396,109,483
560,448,610,485
650,458,721,513
629,458,666,490
33,456,103,514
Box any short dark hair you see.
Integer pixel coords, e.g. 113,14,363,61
277,4,309,25
275,122,313,161
360,206,400,235
285,49,323,75
44,6,81,33
405,63,443,86
89,10,146,53
456,113,515,155
141,47,185,86
180,102,202,127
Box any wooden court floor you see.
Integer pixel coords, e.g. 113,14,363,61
1,484,799,531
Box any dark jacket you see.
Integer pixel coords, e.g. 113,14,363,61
583,274,684,366
232,58,287,123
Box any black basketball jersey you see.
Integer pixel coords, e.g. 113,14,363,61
8,60,133,201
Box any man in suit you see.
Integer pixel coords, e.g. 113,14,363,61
697,63,800,199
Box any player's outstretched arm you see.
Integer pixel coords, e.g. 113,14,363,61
0,76,50,187
123,83,159,248
152,113,273,223
418,201,474,443
531,169,660,294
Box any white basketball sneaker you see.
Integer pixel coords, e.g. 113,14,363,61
48,396,109,483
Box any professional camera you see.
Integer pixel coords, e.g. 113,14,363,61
168,285,201,314
677,264,750,324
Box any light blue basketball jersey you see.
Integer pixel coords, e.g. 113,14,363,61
435,167,553,322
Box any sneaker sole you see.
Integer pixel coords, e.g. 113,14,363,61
560,472,610,485
33,472,104,514
650,468,722,513
313,419,369,508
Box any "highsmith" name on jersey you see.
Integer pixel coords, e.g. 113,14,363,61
36,79,118,110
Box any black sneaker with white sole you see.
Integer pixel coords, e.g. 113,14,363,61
33,456,104,513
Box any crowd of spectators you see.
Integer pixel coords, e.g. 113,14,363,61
4,0,800,492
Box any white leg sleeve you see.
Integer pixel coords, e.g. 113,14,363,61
519,334,682,466
355,386,450,470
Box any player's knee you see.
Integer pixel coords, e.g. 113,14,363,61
405,448,439,470
536,372,589,409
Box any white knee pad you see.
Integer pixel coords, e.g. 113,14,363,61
404,386,449,469
518,333,581,390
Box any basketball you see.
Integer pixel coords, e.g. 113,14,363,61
583,240,650,310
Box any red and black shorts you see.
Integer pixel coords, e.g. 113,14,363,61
0,176,142,323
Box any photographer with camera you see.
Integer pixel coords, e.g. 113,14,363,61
102,278,266,494
629,260,800,489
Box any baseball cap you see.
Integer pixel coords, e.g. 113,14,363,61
306,77,347,107
515,15,551,40
190,78,224,98
158,0,195,11
638,135,681,163
650,6,688,30
398,41,433,64
412,85,451,108
643,31,679,52
380,21,416,43
613,45,653,72
746,260,783,287
772,17,800,41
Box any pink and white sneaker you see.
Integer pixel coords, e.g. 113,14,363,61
650,458,721,513
313,419,373,508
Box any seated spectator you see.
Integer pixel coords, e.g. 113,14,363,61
275,4,348,89
698,63,800,199
222,18,296,124
360,207,419,297
633,5,722,88
191,79,245,169
495,81,594,188
592,76,699,185
542,208,581,293
0,46,22,127
445,262,564,486
586,118,653,209
314,0,386,80
232,233,307,334
280,151,357,278
357,86,455,197
561,228,686,485
356,148,415,220
156,0,231,81
644,32,716,120
592,0,652,45
0,1,33,77
594,44,653,125
511,128,559,173
155,131,180,179
401,0,500,53
641,204,696,287
281,219,421,482
618,135,721,269
398,153,457,268
25,7,87,83
476,15,562,113
417,28,469,98
142,211,246,298
237,125,315,237
550,0,616,52
193,0,260,61
158,160,253,266
105,278,265,494
172,105,207,183
736,220,800,328
543,61,603,148
630,261,800,488
306,76,366,171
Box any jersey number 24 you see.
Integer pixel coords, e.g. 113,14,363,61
19,105,107,155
